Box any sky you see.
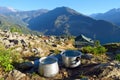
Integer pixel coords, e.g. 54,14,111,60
0,0,120,15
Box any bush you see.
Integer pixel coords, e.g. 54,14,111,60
94,40,101,47
0,44,14,72
93,46,107,55
81,46,93,53
0,49,14,72
115,54,120,61
10,27,22,33
81,46,107,55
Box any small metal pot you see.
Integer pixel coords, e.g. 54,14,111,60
38,56,59,77
61,50,82,68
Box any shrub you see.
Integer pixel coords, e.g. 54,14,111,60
0,49,14,72
81,46,107,55
94,40,101,47
0,44,15,72
81,46,93,53
93,46,107,55
10,27,22,33
115,54,120,61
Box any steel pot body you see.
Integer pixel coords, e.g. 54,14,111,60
38,57,59,77
61,50,82,68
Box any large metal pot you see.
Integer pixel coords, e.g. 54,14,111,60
61,50,82,68
38,56,59,77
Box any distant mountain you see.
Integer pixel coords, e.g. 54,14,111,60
0,6,17,13
28,7,120,43
0,6,49,26
0,6,49,34
28,7,95,35
0,14,31,34
20,9,49,22
0,6,120,43
90,8,120,26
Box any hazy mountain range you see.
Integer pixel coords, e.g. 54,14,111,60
0,6,120,43
91,8,120,26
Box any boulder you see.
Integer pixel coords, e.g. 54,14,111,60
31,48,39,54
81,54,93,60
52,44,57,47
37,48,43,54
15,47,23,52
85,61,120,79
9,39,19,45
6,69,26,80
20,39,27,47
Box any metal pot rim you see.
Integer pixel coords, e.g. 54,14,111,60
60,50,82,58
39,56,58,65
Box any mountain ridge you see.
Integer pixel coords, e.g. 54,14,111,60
0,6,17,13
0,6,120,43
28,7,120,43
90,8,120,26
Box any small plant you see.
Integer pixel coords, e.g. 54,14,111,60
81,46,93,53
94,40,101,47
53,49,61,54
81,40,107,55
0,44,17,72
0,49,14,72
77,73,87,79
10,27,22,33
93,46,107,55
81,46,107,55
0,78,4,80
115,54,120,61
32,72,38,76
79,75,86,78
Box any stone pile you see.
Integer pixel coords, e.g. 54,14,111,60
0,29,72,57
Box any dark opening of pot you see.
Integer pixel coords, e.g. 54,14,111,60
41,57,57,65
63,50,81,57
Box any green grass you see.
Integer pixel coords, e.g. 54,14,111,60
53,49,61,54
115,54,120,61
0,78,4,80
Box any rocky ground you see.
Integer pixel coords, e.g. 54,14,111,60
0,30,120,80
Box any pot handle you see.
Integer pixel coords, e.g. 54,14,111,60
75,56,80,62
71,56,81,65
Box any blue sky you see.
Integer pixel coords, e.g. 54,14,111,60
0,0,120,15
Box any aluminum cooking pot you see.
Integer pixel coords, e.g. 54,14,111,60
38,56,59,77
61,50,82,68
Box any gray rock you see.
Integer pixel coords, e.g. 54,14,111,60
7,69,26,80
15,47,23,52
9,39,19,45
31,48,39,54
20,39,27,48
81,54,93,60
5,44,11,48
91,61,120,79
